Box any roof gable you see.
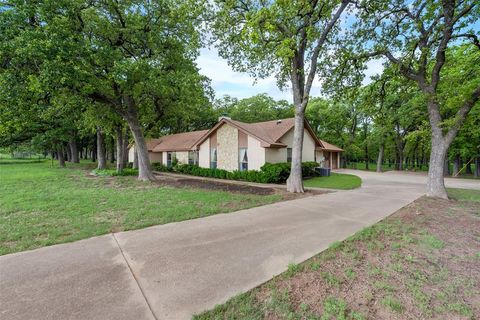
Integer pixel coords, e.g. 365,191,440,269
318,139,344,152
192,117,336,149
229,118,295,145
145,138,163,151
141,118,342,153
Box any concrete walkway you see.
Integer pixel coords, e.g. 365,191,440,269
1,171,479,320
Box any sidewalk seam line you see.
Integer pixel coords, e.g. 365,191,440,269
112,233,158,320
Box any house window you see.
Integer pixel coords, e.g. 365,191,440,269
188,150,198,165
239,148,248,171
167,152,176,167
287,148,292,162
210,148,217,169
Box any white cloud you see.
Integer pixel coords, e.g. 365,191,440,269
196,47,384,102
197,47,293,100
196,47,259,86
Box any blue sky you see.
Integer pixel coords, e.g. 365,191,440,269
196,47,385,103
195,5,386,103
196,8,479,103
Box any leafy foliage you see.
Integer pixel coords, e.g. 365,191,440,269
213,94,294,123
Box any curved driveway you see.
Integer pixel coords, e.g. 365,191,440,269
1,171,479,320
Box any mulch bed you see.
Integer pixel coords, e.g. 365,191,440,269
156,176,277,195
153,174,327,199
84,169,328,198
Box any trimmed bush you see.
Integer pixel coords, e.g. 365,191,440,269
301,161,319,177
260,162,291,183
151,162,172,172
167,161,319,184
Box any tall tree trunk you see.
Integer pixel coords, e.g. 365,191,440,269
363,122,369,171
474,156,479,178
399,148,404,171
365,153,369,170
286,109,305,193
424,85,480,197
452,154,460,177
427,134,449,199
96,127,107,170
124,98,154,181
110,136,115,164
376,144,384,173
466,161,472,174
123,129,129,165
92,137,97,162
69,140,79,163
133,148,138,169
66,145,72,162
444,158,450,176
116,126,126,172
57,146,66,167
394,146,401,170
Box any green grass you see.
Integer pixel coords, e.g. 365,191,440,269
0,158,47,165
447,188,480,202
346,162,478,176
0,162,281,255
195,193,480,319
421,234,445,249
346,162,396,172
381,296,404,313
304,173,362,190
92,168,139,176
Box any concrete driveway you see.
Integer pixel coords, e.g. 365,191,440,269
1,171,479,320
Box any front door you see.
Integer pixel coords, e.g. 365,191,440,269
332,153,338,169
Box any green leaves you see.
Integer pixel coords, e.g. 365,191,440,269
1,0,214,153
211,0,348,89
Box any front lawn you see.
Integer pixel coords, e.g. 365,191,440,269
304,173,362,190
195,188,480,319
0,161,281,255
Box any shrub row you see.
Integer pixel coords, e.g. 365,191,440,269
174,164,270,183
151,162,173,172
151,161,319,184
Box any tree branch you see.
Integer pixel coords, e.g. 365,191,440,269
430,0,455,90
445,85,480,144
304,0,350,102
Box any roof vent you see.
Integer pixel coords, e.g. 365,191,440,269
276,119,282,125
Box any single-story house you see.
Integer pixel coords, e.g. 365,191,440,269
129,117,343,171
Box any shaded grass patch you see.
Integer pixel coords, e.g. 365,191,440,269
0,162,281,255
304,173,362,190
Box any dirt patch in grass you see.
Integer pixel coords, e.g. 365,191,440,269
156,176,277,195
151,173,327,199
196,193,480,320
84,170,327,198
